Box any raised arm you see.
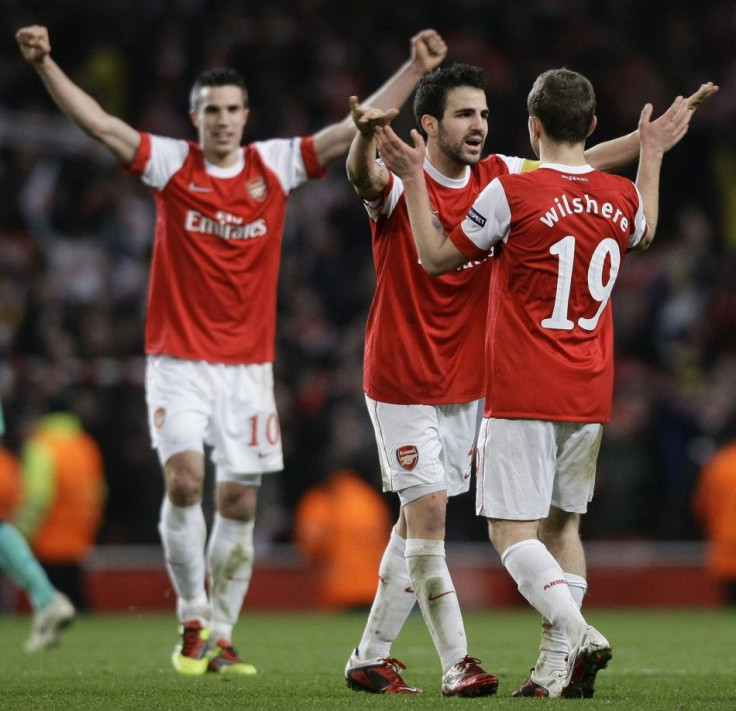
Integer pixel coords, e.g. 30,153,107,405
16,25,140,165
585,82,718,172
313,29,446,168
375,125,466,275
345,97,399,200
634,96,691,250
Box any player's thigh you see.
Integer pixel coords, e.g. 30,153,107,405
145,356,211,464
364,396,446,494
476,418,556,520
210,362,283,477
437,400,482,497
552,422,602,514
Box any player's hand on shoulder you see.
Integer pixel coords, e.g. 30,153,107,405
15,25,51,64
411,29,447,73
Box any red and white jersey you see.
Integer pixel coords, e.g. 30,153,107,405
126,133,325,364
363,154,529,404
449,163,647,422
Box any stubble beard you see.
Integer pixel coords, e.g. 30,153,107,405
437,128,484,167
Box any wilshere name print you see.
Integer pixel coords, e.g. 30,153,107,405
539,192,631,233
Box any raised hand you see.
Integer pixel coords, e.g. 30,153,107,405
648,94,697,153
686,81,719,112
410,29,447,73
374,125,426,181
15,25,51,65
639,96,691,157
349,96,400,137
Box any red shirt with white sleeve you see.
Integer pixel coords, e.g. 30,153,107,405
449,163,647,422
363,154,529,405
126,133,325,364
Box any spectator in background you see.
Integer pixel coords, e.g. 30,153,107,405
0,442,21,519
692,435,736,604
293,467,392,610
13,409,105,612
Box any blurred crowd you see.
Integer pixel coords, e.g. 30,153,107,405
0,0,735,546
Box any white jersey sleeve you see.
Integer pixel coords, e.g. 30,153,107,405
460,178,512,251
496,154,528,175
141,136,190,190
361,160,403,221
253,138,310,194
627,184,648,249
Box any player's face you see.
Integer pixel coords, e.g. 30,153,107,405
190,85,249,164
436,87,488,166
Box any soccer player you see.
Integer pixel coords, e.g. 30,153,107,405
342,63,715,696
0,519,75,651
372,66,693,698
15,23,447,674
0,406,74,652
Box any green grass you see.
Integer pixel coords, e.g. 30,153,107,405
1,609,734,710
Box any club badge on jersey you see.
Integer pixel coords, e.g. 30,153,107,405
247,178,268,203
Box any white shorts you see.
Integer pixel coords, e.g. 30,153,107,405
365,395,482,505
146,356,283,480
476,418,602,520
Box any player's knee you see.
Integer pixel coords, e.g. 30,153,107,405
540,509,580,541
167,476,203,506
217,483,257,521
404,491,447,539
164,455,205,505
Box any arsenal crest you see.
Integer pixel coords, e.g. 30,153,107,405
396,445,419,471
246,177,267,202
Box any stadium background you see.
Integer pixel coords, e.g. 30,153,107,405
0,0,734,589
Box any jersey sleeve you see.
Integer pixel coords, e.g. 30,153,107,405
126,133,189,190
125,133,190,190
254,137,326,195
363,167,401,221
497,154,540,175
626,184,648,249
449,177,512,259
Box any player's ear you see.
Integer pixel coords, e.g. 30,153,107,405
421,114,437,138
189,109,199,128
528,115,542,138
586,115,597,138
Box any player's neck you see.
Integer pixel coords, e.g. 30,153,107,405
202,146,241,169
538,140,587,167
425,147,467,180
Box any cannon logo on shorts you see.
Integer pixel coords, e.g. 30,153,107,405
396,445,419,471
153,407,166,429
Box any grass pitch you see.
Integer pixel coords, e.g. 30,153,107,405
0,608,734,710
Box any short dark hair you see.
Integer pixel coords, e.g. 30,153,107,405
527,68,596,144
413,63,487,138
189,68,248,112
